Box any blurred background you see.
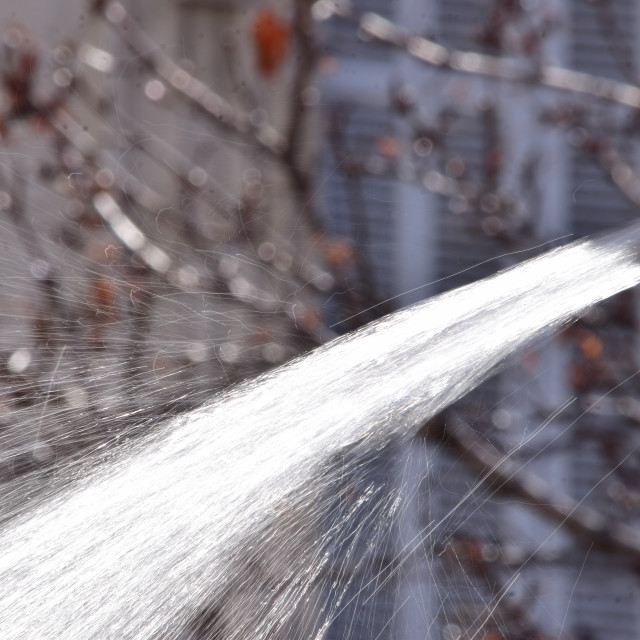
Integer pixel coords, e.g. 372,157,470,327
1,0,640,638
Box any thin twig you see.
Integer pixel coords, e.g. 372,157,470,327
54,95,335,300
423,414,640,567
95,1,287,157
286,0,317,162
355,12,640,110
51,109,334,344
283,0,323,233
86,4,332,297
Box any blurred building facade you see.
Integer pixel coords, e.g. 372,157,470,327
320,0,640,639
1,0,640,639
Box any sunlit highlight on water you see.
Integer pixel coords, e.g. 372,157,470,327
0,226,639,638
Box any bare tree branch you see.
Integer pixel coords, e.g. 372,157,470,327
93,1,287,157
540,107,640,213
574,129,640,211
352,12,640,111
280,0,324,235
422,413,640,567
52,109,335,345
286,0,317,167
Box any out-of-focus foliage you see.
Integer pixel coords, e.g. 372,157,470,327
2,1,640,639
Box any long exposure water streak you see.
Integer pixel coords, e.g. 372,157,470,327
1,226,640,638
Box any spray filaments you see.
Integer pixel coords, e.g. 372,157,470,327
0,225,640,639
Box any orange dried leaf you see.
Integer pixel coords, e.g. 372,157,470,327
376,136,399,158
318,55,339,76
88,277,118,325
325,239,353,269
580,333,603,359
93,277,116,310
252,9,290,77
300,307,322,332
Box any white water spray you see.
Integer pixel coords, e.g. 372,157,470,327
1,226,640,639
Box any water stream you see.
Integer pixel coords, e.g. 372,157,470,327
1,226,640,638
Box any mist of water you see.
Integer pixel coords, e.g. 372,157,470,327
1,226,640,639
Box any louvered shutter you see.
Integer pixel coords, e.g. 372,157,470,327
567,436,640,639
322,105,398,301
568,0,636,235
418,446,501,639
320,0,400,305
434,0,514,292
431,110,507,421
570,554,638,640
568,0,635,242
570,146,634,237
412,4,511,635
434,111,507,293
438,0,493,51
567,1,640,638
321,0,397,61
569,0,636,83
319,5,406,638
